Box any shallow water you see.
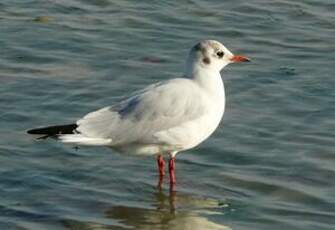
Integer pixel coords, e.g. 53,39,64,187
1,0,335,229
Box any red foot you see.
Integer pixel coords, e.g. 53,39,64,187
169,157,176,187
157,155,165,189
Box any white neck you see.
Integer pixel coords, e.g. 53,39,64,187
186,64,226,131
186,64,225,99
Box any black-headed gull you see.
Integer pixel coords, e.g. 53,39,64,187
28,40,249,190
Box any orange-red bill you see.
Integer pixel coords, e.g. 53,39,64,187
230,55,250,63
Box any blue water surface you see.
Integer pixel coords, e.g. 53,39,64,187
0,0,334,229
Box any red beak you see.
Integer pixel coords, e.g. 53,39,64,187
230,55,250,63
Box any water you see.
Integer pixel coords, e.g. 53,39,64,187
1,0,334,229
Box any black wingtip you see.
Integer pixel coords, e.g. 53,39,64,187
27,124,78,136
27,129,35,134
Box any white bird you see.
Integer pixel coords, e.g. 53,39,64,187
27,40,249,190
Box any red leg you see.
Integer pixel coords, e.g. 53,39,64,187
157,154,165,189
169,157,176,190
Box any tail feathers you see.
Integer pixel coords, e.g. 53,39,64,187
27,124,112,146
59,134,112,146
27,124,78,136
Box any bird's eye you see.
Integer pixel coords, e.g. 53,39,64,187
216,51,224,58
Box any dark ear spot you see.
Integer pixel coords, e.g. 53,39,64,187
194,42,201,51
202,57,210,65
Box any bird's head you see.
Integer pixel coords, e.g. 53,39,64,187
186,40,250,76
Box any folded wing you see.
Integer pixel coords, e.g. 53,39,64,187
74,78,208,146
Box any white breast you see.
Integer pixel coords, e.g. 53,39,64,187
153,80,226,152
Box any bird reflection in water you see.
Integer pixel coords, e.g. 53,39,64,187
105,190,231,230
63,190,231,230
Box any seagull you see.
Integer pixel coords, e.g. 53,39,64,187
27,40,249,190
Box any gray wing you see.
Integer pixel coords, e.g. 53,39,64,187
76,78,208,145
